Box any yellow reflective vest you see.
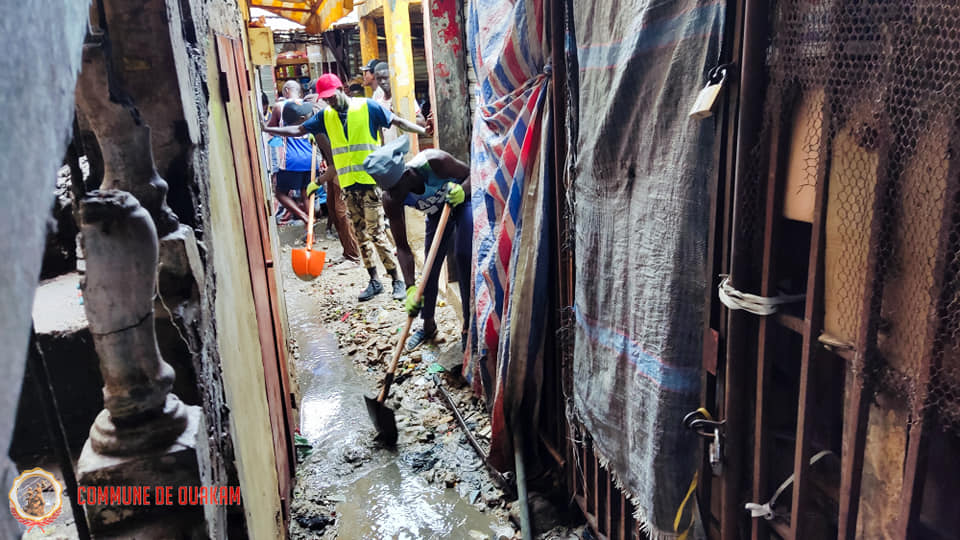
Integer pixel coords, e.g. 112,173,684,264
323,98,381,189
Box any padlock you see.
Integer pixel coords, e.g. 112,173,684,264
709,427,723,476
689,68,727,120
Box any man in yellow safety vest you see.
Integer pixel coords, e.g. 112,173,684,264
263,73,426,302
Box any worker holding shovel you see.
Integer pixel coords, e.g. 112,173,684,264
363,135,473,353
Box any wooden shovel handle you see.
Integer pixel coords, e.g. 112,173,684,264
378,203,453,402
305,140,319,250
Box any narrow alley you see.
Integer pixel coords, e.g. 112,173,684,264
4,0,960,539
278,225,576,539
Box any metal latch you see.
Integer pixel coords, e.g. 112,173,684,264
682,408,726,476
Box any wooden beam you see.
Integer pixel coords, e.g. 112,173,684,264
751,88,791,540
788,92,833,540
383,0,420,153
423,0,471,161
359,15,379,97
357,0,383,20
893,117,960,539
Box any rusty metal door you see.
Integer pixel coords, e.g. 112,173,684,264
215,34,295,524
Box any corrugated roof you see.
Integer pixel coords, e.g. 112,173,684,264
248,0,354,34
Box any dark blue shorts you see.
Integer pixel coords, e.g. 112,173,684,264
275,170,310,193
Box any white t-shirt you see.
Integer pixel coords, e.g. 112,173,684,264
375,91,420,144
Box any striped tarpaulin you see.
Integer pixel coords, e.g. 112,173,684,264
464,0,552,470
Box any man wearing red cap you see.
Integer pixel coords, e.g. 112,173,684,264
263,73,426,302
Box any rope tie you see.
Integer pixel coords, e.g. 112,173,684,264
718,274,805,316
744,450,835,520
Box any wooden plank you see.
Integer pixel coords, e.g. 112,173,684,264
610,487,624,540
231,40,297,487
598,466,609,535
577,436,588,500
775,312,805,335
836,127,896,540
540,431,566,468
788,92,833,540
770,518,791,539
583,441,599,520
215,34,293,524
574,494,609,540
893,117,960,539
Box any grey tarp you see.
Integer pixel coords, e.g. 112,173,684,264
571,0,723,536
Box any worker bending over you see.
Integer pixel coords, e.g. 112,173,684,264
263,73,426,302
363,135,472,352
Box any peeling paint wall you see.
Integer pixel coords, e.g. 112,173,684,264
165,0,286,537
193,2,286,538
424,0,471,161
0,1,89,537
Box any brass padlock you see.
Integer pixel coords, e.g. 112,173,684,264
689,68,728,120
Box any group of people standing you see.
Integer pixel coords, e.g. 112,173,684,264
263,61,472,352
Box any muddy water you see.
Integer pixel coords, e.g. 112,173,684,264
282,235,507,539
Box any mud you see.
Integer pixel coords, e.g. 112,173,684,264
280,214,587,540
280,222,517,540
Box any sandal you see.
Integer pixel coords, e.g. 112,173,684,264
405,327,438,352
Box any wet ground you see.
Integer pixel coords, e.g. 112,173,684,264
279,222,520,539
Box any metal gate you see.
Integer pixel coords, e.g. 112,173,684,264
701,0,960,538
543,0,960,538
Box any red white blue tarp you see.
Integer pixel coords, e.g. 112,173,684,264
464,0,552,470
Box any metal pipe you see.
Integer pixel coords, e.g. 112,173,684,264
723,0,771,537
514,430,534,540
430,374,516,498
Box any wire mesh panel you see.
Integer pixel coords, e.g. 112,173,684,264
751,0,960,438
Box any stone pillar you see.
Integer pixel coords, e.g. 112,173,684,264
76,191,202,533
81,191,189,453
423,0,472,162
383,0,420,154
74,44,179,238
359,16,380,98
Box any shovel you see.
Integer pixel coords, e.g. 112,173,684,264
291,142,326,281
365,203,453,445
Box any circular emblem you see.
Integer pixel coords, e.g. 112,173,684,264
8,468,63,532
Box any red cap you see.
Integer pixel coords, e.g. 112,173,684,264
315,73,343,99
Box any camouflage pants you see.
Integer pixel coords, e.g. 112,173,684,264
344,187,397,273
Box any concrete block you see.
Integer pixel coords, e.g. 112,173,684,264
77,405,204,533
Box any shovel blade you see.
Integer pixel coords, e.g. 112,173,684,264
364,394,398,446
307,249,326,276
291,248,326,281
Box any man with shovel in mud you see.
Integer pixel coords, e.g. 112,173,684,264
363,135,473,353
263,73,426,302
